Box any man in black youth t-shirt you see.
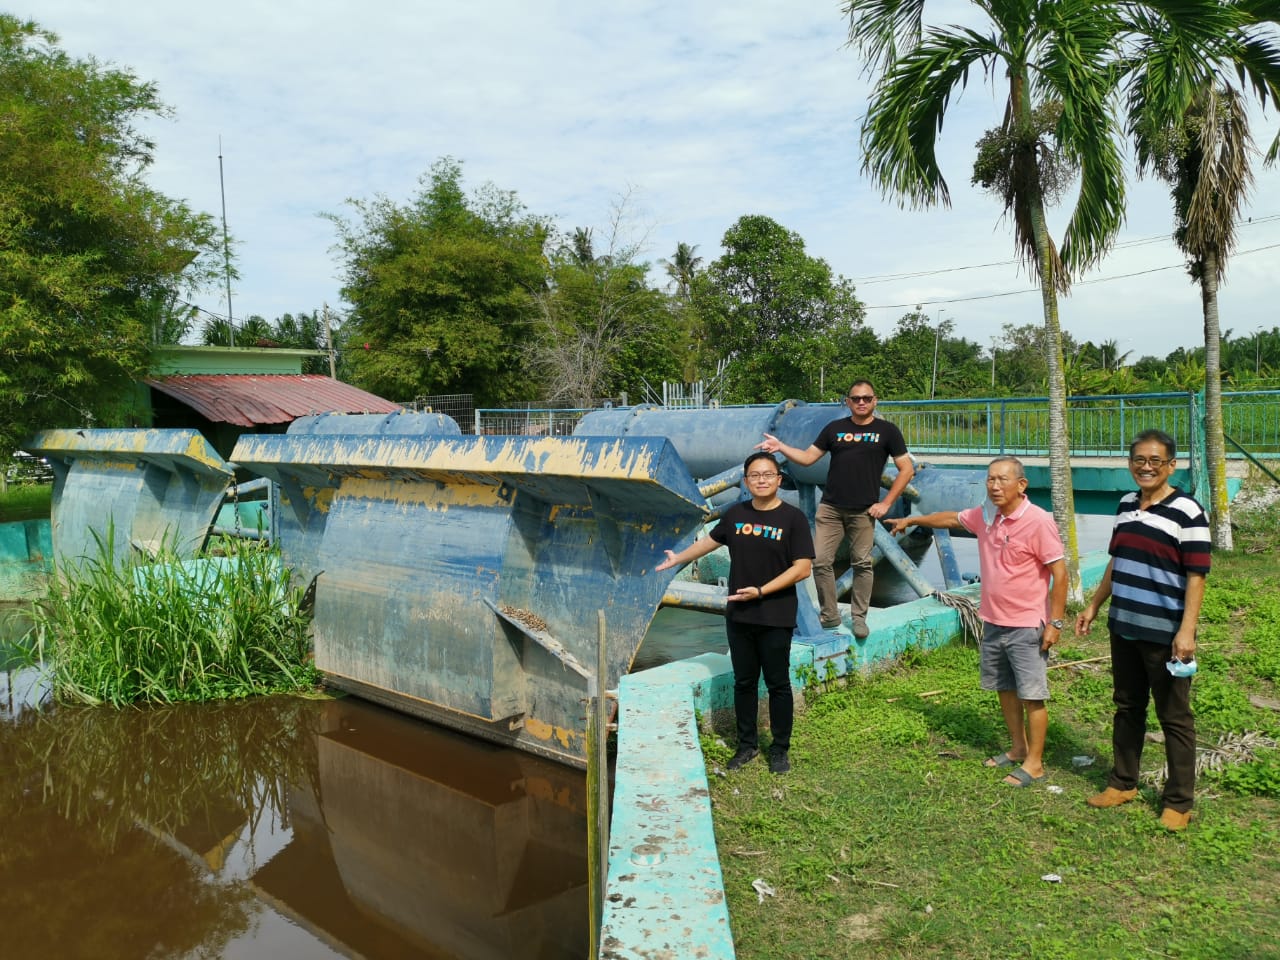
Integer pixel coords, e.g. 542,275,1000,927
656,452,815,774
757,379,913,638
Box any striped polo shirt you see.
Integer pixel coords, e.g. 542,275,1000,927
1106,487,1211,644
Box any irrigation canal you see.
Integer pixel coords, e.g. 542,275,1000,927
0,632,590,960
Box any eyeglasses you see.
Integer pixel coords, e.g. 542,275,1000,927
1130,456,1173,468
746,472,780,481
847,395,875,403
986,476,1021,486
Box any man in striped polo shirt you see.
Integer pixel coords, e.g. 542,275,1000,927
1074,429,1211,831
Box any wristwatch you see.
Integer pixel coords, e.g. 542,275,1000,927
1049,618,1065,630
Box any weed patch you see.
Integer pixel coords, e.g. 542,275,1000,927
34,532,318,704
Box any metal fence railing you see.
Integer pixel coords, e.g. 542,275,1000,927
473,390,1279,457
476,408,597,437
877,390,1280,458
877,393,1200,457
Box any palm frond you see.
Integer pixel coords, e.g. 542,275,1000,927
843,0,927,76
861,29,1001,207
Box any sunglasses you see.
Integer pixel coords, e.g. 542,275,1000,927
847,395,875,403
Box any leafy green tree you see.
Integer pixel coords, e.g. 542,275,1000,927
525,216,682,407
696,215,867,402
880,311,943,399
0,16,223,457
326,157,549,405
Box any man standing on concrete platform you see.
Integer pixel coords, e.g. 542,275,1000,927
886,456,1068,787
756,379,913,638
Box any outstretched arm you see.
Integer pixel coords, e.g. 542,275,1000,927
756,433,824,466
655,534,721,572
883,510,963,536
726,557,812,602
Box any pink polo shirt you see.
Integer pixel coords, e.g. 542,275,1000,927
957,496,1064,628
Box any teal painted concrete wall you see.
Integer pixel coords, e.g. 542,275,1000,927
601,550,1113,958
0,519,52,600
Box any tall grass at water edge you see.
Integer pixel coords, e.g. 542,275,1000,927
33,532,319,705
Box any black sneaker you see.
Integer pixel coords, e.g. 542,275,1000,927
726,747,759,771
768,749,790,774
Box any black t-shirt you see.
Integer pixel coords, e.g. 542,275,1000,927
813,415,908,510
709,499,816,628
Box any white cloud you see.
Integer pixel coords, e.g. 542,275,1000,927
28,0,1280,352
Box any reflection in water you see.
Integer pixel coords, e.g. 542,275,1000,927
0,684,588,959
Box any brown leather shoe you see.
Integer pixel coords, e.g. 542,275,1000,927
1159,808,1192,831
1086,787,1139,808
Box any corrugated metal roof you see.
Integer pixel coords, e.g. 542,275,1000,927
146,374,403,427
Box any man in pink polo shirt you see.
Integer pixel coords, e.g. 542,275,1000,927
885,456,1068,787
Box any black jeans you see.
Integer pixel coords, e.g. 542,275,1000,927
1108,633,1197,811
725,620,794,752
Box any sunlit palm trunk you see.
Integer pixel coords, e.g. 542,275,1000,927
1030,203,1082,600
1013,66,1081,599
1201,249,1233,550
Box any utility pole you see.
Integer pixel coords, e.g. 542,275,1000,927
930,308,946,400
323,303,337,379
218,137,235,347
990,337,997,389
1257,327,1264,374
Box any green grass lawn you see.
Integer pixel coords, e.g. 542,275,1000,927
0,483,51,523
707,498,1280,960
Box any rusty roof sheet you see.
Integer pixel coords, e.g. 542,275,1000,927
146,374,402,427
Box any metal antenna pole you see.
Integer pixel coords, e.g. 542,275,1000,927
218,137,235,347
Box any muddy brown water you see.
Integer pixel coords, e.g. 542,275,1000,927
0,655,589,960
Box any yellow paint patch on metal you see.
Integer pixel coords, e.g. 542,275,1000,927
303,486,335,515
93,460,141,474
524,715,584,750
339,477,506,509
180,434,230,471
337,436,663,479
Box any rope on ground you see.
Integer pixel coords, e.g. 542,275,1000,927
931,590,982,643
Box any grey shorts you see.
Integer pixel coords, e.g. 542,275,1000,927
980,624,1050,701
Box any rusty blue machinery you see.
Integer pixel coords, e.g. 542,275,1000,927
24,428,235,570
24,403,989,770
231,414,711,768
574,401,989,607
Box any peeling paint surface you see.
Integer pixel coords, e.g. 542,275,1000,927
600,675,734,959
230,430,710,766
25,429,234,569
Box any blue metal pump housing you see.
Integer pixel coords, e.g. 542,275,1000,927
231,415,710,767
25,428,235,570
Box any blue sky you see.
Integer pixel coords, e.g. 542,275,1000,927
29,0,1280,359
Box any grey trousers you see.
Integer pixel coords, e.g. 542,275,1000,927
813,501,874,625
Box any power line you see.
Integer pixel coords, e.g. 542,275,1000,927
862,241,1280,311
853,213,1280,285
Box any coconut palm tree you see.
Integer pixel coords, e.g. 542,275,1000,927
659,241,703,299
844,0,1278,588
845,0,1132,594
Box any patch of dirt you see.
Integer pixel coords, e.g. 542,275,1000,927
838,905,891,942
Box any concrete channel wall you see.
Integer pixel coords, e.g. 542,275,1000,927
599,550,1113,959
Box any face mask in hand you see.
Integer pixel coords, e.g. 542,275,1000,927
1166,659,1198,678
